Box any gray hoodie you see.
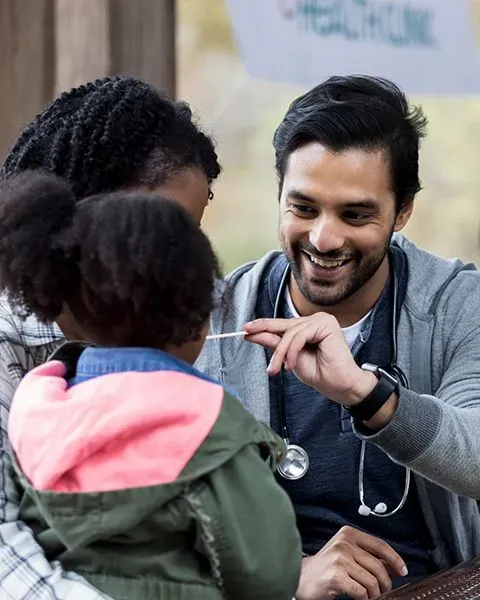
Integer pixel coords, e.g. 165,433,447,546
195,234,480,569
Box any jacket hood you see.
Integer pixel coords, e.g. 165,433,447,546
10,360,227,498
11,358,266,550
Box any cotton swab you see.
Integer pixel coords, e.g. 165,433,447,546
205,331,246,340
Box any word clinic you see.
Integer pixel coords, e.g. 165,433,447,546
292,0,437,48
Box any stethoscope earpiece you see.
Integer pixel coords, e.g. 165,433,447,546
374,502,388,514
358,504,372,517
358,501,389,517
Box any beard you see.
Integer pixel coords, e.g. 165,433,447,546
281,234,392,307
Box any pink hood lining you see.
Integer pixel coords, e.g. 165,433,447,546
9,361,223,493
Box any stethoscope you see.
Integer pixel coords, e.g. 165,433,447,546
273,258,412,518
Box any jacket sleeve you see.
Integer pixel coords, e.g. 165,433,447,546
190,436,302,600
0,336,112,600
354,278,480,499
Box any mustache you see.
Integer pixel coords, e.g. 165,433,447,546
298,244,356,261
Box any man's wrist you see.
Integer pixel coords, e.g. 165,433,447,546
363,392,398,430
343,369,378,406
342,365,400,427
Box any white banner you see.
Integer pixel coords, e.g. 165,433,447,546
225,0,480,94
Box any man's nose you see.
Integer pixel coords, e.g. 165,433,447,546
309,216,345,253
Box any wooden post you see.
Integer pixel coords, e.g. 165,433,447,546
55,0,176,98
55,0,110,93
0,0,176,160
110,0,176,98
0,0,55,159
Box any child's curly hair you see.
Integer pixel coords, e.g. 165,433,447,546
0,171,221,348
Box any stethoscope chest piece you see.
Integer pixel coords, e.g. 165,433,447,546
277,443,310,480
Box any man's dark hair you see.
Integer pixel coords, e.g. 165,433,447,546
273,75,427,211
1,76,221,199
0,171,221,348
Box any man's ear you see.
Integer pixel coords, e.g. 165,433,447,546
394,199,414,232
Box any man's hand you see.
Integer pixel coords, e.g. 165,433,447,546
295,527,408,600
244,314,377,406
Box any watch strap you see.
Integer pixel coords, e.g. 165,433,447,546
346,366,399,422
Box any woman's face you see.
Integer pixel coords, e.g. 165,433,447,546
150,166,211,225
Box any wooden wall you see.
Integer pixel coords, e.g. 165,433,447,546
0,0,176,158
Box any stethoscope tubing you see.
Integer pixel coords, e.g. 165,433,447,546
272,257,411,517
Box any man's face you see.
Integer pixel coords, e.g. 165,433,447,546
279,142,412,308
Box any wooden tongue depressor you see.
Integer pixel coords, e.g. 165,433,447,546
205,331,246,340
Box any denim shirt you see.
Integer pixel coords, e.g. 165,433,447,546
69,346,220,387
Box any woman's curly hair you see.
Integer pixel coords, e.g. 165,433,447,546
1,76,221,198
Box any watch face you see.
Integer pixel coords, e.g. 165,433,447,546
377,365,402,387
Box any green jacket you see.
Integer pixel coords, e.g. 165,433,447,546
11,344,302,600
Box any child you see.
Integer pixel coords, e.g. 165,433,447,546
0,171,302,600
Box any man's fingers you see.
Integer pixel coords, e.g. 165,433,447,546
346,561,382,599
353,552,392,595
328,573,369,600
361,538,407,578
284,325,315,370
267,335,294,375
265,322,319,374
244,318,297,335
245,332,282,353
348,528,408,577
266,326,305,374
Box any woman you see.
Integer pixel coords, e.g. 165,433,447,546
0,75,222,599
2,171,301,600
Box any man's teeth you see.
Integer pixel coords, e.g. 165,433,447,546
306,254,349,268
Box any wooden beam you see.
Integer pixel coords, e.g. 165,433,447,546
0,0,55,158
110,0,176,97
55,0,176,98
55,0,110,94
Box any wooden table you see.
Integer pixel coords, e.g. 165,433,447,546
377,557,480,599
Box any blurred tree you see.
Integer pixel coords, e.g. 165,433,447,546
471,0,480,35
177,0,235,55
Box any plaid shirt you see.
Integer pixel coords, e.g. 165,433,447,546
0,298,112,599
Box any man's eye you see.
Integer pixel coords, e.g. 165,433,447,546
292,204,316,216
344,212,372,223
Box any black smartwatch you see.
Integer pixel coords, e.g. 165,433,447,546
345,363,399,422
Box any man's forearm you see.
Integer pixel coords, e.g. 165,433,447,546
353,387,480,498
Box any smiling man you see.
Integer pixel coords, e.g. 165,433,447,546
196,75,480,600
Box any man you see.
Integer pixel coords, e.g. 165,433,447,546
196,74,480,600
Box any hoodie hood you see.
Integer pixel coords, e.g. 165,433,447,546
10,360,225,495
10,354,268,551
393,234,476,315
